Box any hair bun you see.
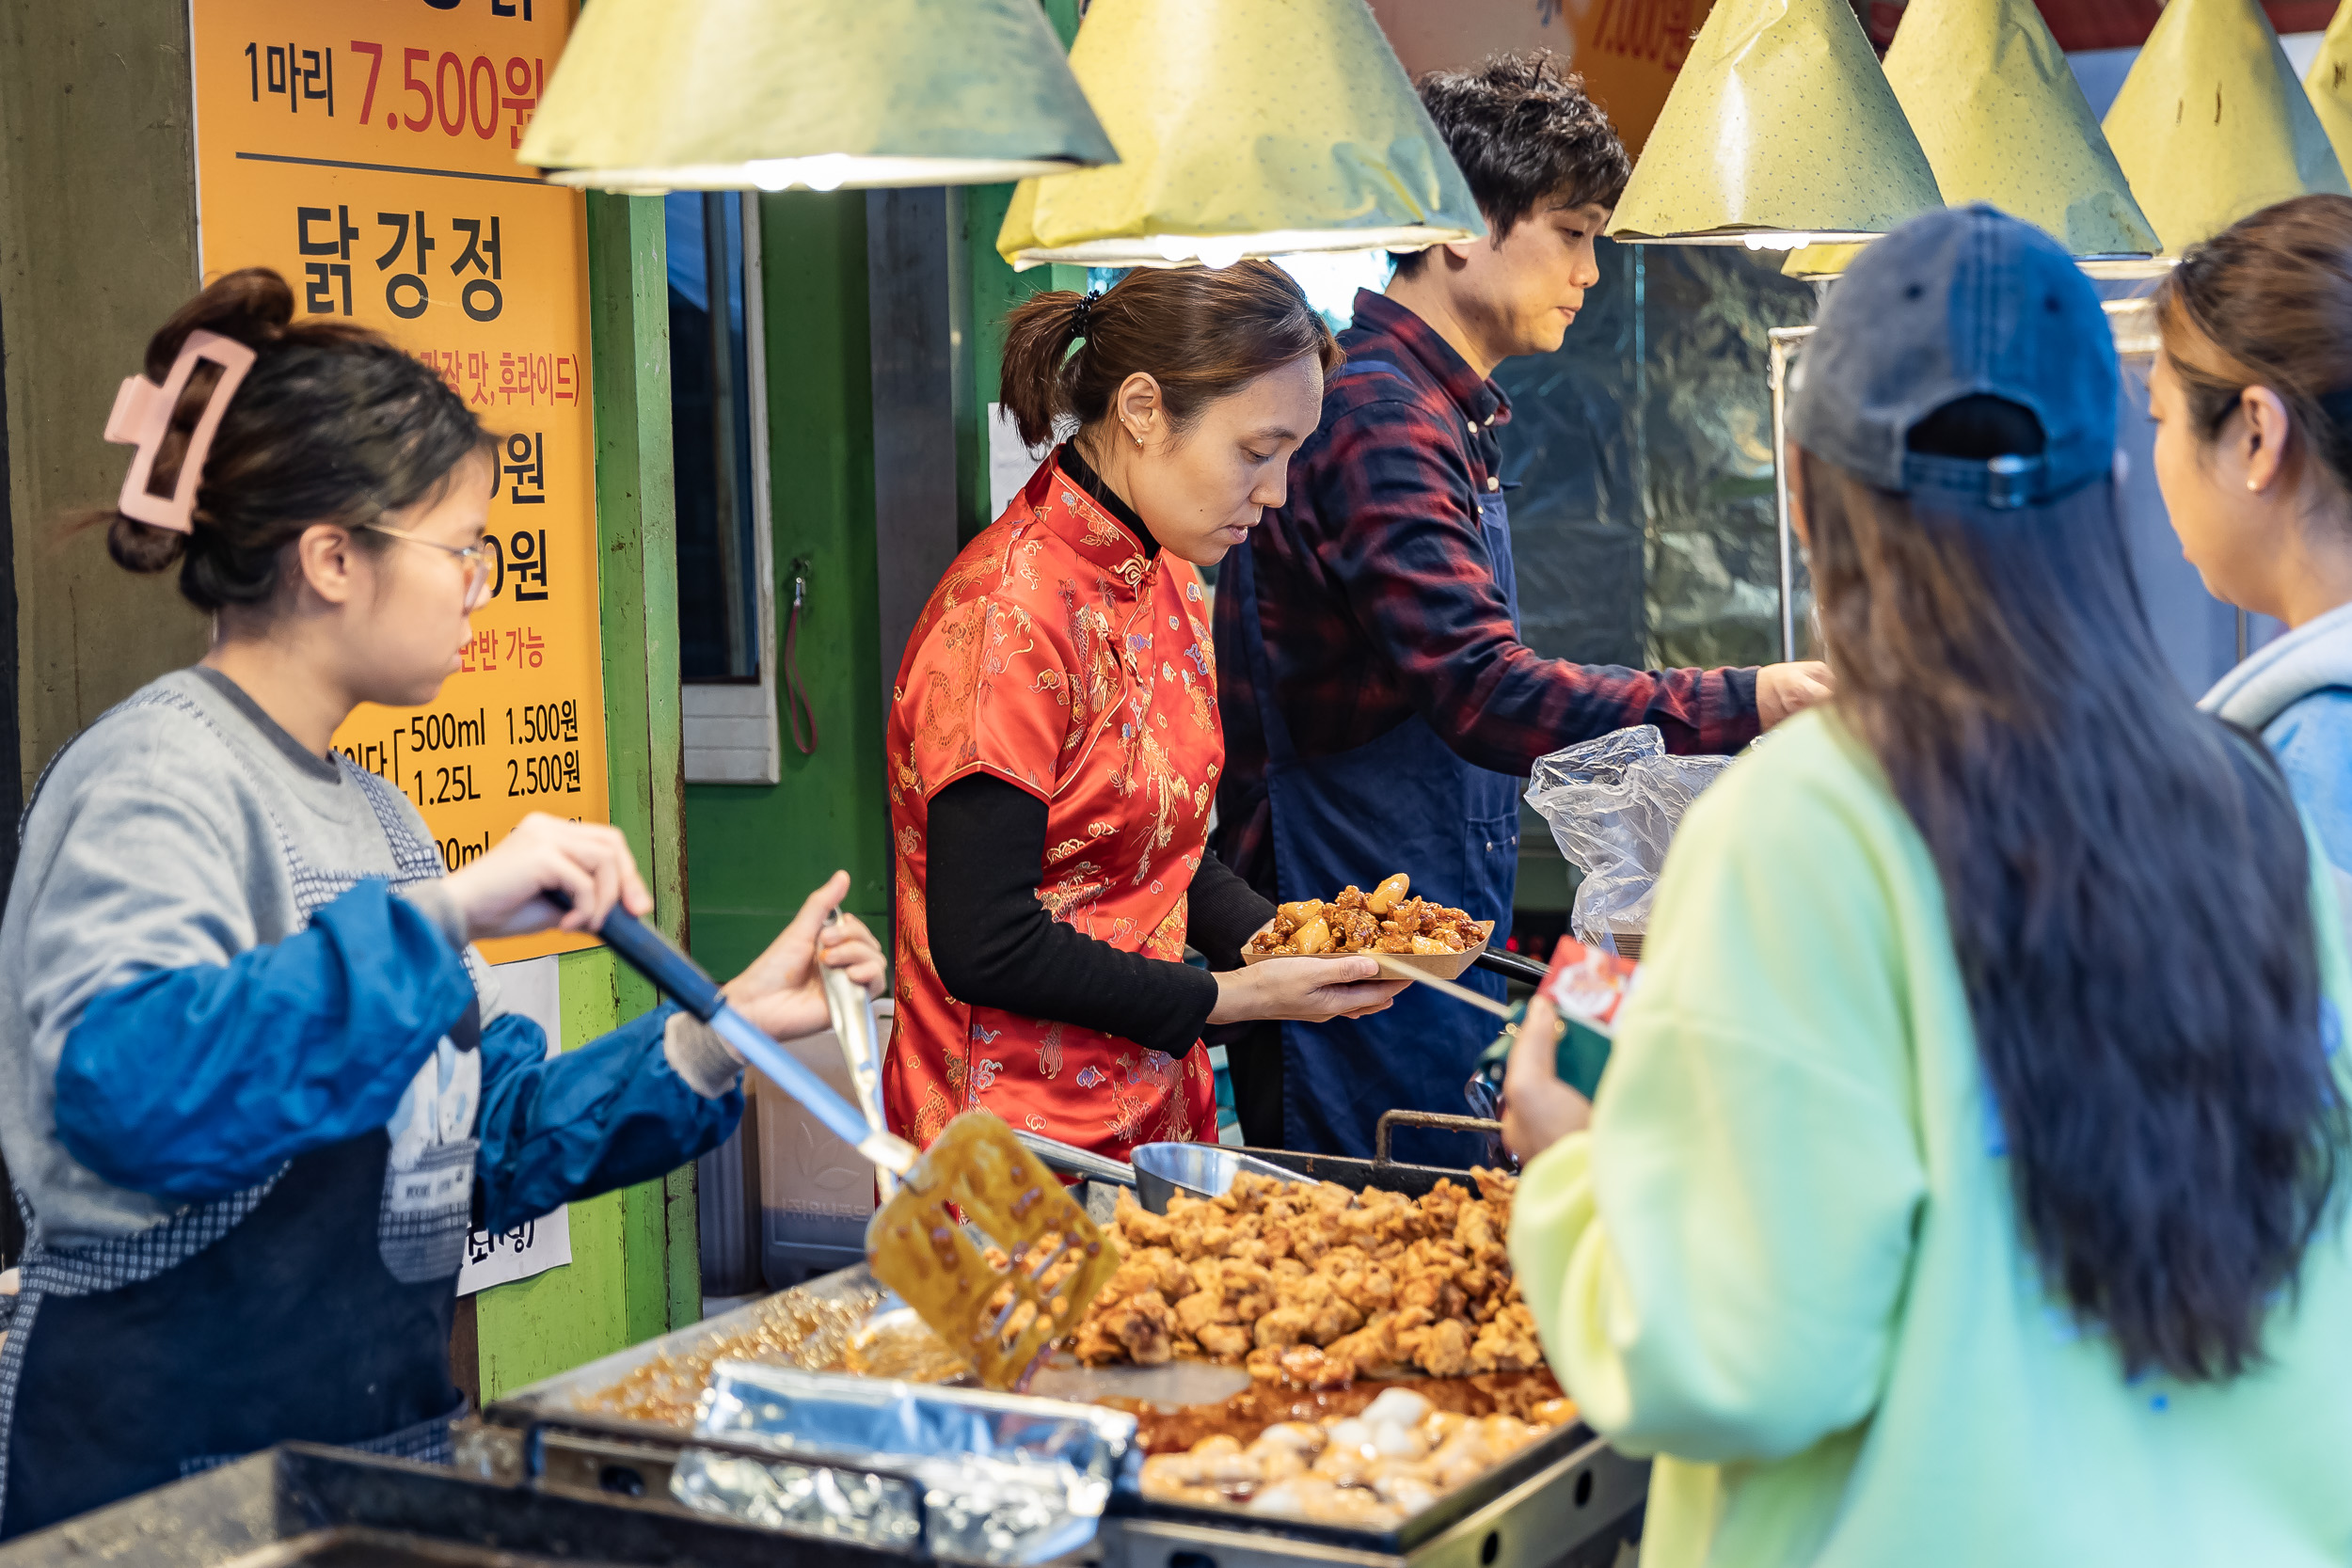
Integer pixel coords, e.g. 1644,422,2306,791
145,268,294,378
105,513,189,574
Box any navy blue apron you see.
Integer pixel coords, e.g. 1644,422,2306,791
0,997,481,1539
0,689,480,1539
3,1118,471,1537
1231,362,1522,1164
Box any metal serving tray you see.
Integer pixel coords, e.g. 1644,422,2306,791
1100,1429,1646,1568
0,1442,910,1568
482,1144,1647,1568
476,1264,893,1506
1238,1110,1517,1196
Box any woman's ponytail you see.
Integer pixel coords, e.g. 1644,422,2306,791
993,262,1339,457
998,291,1092,449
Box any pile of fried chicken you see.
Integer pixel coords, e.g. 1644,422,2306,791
1069,1169,1544,1386
1244,874,1489,958
1140,1386,1571,1530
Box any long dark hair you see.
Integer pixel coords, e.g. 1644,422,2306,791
1799,397,2343,1382
997,261,1341,449
85,267,489,611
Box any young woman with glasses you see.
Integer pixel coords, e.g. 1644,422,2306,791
0,269,881,1535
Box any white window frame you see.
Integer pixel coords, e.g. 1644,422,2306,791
683,200,782,785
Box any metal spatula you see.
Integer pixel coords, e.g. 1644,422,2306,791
576,900,1120,1388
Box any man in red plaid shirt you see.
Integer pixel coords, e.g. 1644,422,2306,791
1210,54,1833,1159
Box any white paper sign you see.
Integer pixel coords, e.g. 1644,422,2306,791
457,954,574,1296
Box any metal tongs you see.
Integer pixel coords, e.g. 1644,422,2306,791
819,909,895,1199
555,895,1120,1387
1371,954,1516,1018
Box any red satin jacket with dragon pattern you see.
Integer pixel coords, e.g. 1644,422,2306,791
883,451,1218,1159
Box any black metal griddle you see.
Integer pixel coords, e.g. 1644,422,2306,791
479,1123,1645,1568
0,1443,911,1568
1101,1421,1645,1568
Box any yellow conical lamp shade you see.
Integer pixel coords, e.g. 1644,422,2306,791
517,0,1116,192
2304,2,2352,175
1787,0,2156,278
1607,0,1943,248
996,0,1483,271
2102,0,2346,255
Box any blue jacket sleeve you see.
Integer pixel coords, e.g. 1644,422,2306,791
2266,690,2352,876
54,879,476,1204
474,1003,742,1235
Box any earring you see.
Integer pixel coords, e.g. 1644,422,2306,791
2249,478,2261,491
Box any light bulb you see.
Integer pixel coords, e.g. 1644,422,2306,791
799,154,851,193
742,154,853,192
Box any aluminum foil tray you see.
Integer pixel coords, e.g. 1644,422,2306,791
671,1361,1138,1564
0,1443,897,1568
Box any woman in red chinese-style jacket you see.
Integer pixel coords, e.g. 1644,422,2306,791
884,263,1406,1161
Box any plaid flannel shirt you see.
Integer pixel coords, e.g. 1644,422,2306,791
1210,290,1761,895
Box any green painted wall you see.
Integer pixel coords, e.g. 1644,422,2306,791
473,192,697,1397
683,193,886,982
474,948,651,1398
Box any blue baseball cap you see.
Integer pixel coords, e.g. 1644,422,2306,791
1787,204,2117,510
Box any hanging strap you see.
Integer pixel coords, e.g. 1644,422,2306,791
783,568,818,756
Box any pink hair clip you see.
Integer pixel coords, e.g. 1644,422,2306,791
103,329,256,534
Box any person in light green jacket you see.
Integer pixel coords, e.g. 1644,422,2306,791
1502,205,2352,1568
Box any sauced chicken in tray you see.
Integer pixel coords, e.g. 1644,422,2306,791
1244,873,1487,958
1071,1170,1543,1385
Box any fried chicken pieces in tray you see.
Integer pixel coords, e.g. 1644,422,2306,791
1070,1169,1544,1386
1244,873,1489,958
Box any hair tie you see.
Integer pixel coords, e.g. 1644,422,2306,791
103,330,255,534
1072,289,1101,340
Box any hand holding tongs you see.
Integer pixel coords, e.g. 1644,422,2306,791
546,891,916,1177
548,891,1120,1388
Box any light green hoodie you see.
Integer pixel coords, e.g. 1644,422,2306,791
1509,709,2352,1567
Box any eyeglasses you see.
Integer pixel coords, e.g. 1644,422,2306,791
364,521,494,608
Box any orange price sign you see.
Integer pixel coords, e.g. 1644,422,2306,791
189,0,609,961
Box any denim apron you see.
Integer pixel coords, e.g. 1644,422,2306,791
1231,362,1521,1164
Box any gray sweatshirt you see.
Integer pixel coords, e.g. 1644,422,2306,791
0,669,491,1249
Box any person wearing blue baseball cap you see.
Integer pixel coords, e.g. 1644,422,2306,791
1498,205,2352,1566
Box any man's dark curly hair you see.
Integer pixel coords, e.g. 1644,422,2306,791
1394,51,1630,277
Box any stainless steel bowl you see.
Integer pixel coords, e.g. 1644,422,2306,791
1129,1143,1309,1213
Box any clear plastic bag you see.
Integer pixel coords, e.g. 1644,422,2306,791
1524,724,1733,951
